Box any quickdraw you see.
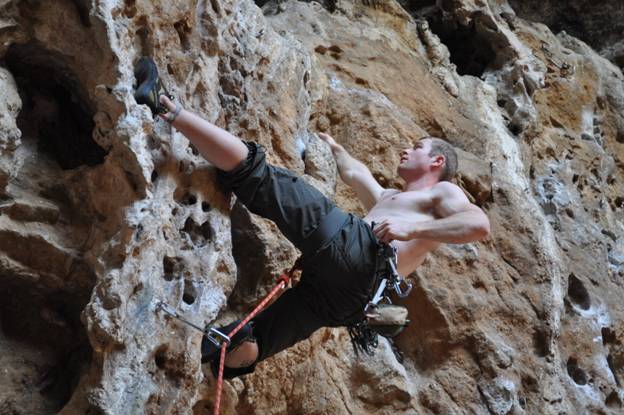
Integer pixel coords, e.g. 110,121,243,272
157,258,302,415
156,302,231,349
380,243,413,299
348,240,412,357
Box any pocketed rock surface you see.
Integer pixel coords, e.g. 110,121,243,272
0,0,622,414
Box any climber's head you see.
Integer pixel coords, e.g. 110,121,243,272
397,137,458,183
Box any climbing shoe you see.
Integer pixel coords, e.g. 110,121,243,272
201,320,255,364
133,56,173,117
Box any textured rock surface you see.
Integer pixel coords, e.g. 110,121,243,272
508,0,624,69
0,0,622,414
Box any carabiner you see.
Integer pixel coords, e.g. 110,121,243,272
203,327,231,348
387,253,401,279
393,279,413,298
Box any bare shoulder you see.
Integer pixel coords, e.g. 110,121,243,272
431,181,476,217
431,181,467,201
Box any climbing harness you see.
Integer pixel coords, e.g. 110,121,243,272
347,240,412,357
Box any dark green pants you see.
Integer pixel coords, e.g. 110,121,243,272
217,142,381,368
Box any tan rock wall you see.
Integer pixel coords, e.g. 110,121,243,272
0,0,622,414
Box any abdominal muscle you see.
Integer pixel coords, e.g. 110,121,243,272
363,197,440,276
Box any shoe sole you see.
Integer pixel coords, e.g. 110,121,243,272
134,57,170,116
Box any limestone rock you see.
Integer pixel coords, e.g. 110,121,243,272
0,0,623,414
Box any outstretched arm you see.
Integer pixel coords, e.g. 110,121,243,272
374,182,490,244
318,133,386,210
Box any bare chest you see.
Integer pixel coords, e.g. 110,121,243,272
370,190,434,217
364,190,439,275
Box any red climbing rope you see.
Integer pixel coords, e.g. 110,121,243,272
213,259,301,415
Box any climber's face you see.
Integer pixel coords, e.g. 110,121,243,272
397,138,444,181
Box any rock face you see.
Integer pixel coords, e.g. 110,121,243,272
0,0,622,414
507,0,624,69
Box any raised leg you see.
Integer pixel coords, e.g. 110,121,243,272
159,96,248,172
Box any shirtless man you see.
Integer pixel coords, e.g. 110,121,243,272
319,133,490,276
134,58,489,378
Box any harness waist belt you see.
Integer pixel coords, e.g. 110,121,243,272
301,207,350,254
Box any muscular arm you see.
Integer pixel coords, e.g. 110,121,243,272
374,182,490,244
414,182,490,243
318,133,385,210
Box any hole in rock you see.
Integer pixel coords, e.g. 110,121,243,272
518,396,526,409
567,274,591,310
163,256,183,281
509,122,522,136
199,221,213,239
425,12,499,77
131,283,143,296
6,42,107,170
566,358,588,385
189,143,199,156
0,279,92,412
606,390,622,408
182,280,197,305
532,329,550,358
154,346,168,369
153,346,185,380
181,193,197,206
123,0,137,18
521,374,539,393
180,217,213,247
602,327,616,345
204,0,220,15
174,18,192,51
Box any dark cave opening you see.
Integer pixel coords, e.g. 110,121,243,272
399,3,501,77
0,276,92,412
507,0,624,69
0,41,101,412
428,14,498,77
5,42,107,170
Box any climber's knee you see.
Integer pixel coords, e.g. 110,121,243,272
224,340,258,368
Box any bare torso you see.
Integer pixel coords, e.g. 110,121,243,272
363,189,440,275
